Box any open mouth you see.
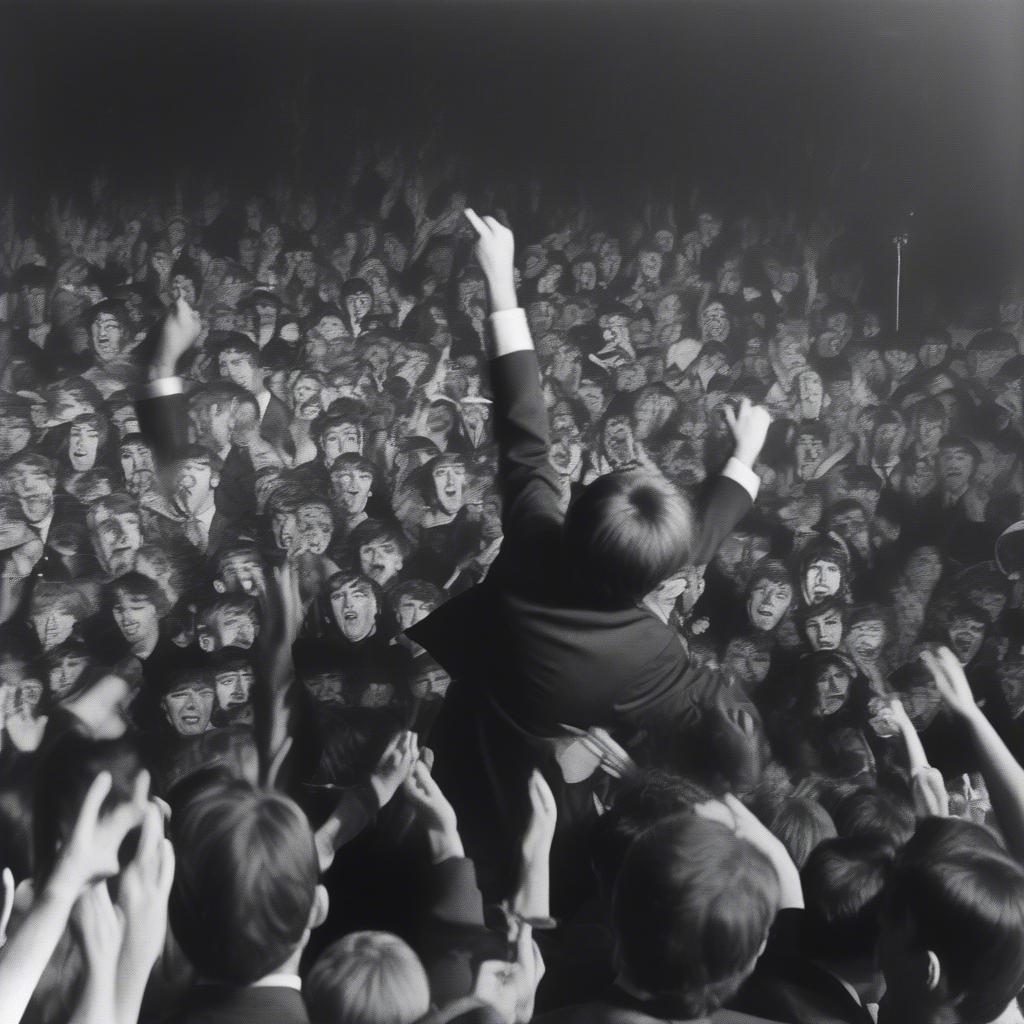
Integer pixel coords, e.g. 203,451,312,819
343,610,359,622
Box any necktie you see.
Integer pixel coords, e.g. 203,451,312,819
184,516,207,552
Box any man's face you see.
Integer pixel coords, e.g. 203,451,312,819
937,447,975,494
331,465,373,516
322,423,362,464
396,595,435,631
215,667,254,710
49,652,90,701
796,434,826,479
174,458,217,514
639,251,662,281
90,313,124,363
92,510,142,576
291,376,322,420
998,661,1024,718
0,415,31,459
297,503,333,554
163,682,215,736
271,510,298,552
171,275,197,306
208,607,257,650
723,638,772,691
805,559,842,602
217,551,265,595
305,672,345,705
9,465,55,523
903,457,938,501
330,580,377,642
848,620,886,661
411,666,451,700
549,435,584,478
346,290,373,323
68,422,100,472
576,381,606,419
805,609,844,651
219,351,258,393
32,603,77,651
901,681,942,730
112,593,159,647
832,508,870,558
573,261,597,292
816,313,851,357
700,303,730,343
120,443,156,498
697,212,721,247
815,663,851,716
949,615,986,665
915,415,944,455
747,579,792,631
433,463,466,515
359,537,403,587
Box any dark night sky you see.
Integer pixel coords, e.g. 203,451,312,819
1,1,1021,278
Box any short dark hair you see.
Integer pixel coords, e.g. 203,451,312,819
768,797,837,869
884,828,1024,1023
170,780,319,984
564,470,695,605
801,834,894,963
832,787,916,852
105,570,170,616
613,814,779,1016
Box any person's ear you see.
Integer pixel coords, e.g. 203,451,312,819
210,472,220,490
309,884,329,931
925,949,941,992
198,634,215,654
161,697,172,724
213,580,226,594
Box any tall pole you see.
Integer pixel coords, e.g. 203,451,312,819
893,232,909,333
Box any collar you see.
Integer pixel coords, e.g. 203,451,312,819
249,973,302,991
256,389,272,419
35,510,55,543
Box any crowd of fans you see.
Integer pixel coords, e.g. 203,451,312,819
1,143,1024,1024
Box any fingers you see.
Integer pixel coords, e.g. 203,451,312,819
75,771,113,837
464,208,487,236
0,866,14,943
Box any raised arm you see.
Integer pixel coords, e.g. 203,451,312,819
464,210,563,550
135,297,202,463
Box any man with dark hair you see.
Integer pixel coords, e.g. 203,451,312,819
166,780,327,1023
538,814,782,1024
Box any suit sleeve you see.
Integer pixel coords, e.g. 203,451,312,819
136,377,190,464
691,459,758,565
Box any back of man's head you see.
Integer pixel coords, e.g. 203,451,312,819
170,779,322,985
613,814,779,1016
882,825,1024,1024
564,470,694,606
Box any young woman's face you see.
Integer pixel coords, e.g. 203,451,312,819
69,423,100,471
49,652,90,701
804,559,842,602
815,663,851,716
746,580,793,631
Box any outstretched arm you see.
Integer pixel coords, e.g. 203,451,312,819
923,646,1024,859
464,210,562,552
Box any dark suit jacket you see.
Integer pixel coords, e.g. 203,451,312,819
408,349,752,737
260,392,295,456
535,987,789,1024
159,984,308,1024
137,391,190,465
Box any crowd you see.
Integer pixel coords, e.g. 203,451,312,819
1,145,1024,1024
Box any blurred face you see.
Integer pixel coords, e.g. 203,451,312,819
999,662,1024,717
330,580,377,641
815,663,851,716
19,679,44,713
90,312,124,362
747,579,793,631
805,559,842,602
219,350,259,393
949,615,985,665
577,381,606,419
359,537,403,587
652,566,705,615
0,415,31,459
92,510,142,576
120,443,155,499
796,434,826,478
411,666,451,700
573,261,597,291
297,503,333,554
163,682,215,736
49,651,90,701
209,607,257,650
218,551,265,595
701,302,729,343
433,462,466,515
901,681,941,730
602,416,635,467
805,609,844,651
305,672,345,705
697,212,721,247
848,620,886,660
52,390,94,423
271,510,298,552
331,465,373,516
639,251,663,281
322,423,363,463
215,667,253,710
599,239,621,281
723,638,772,691
68,422,100,471
903,457,938,500
10,465,55,523
174,458,216,514
32,602,77,650
937,446,974,493
396,594,435,631
171,275,197,306
112,592,159,647
291,375,322,420
549,434,583,478
832,508,870,558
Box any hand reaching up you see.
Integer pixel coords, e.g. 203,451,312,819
464,209,517,312
151,297,202,379
724,397,771,469
370,731,420,808
921,646,979,720
401,759,463,863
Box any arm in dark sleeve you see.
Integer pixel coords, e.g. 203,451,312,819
136,387,190,464
691,459,759,565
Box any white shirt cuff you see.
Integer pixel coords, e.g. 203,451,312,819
722,456,760,502
140,376,184,399
488,308,534,359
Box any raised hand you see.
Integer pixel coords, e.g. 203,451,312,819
724,397,771,469
521,770,557,862
50,770,150,899
921,646,979,719
151,297,202,379
464,209,517,312
370,731,420,808
0,867,13,948
473,924,545,1024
